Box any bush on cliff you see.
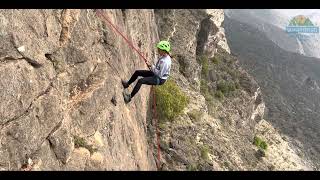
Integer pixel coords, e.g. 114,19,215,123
156,79,189,121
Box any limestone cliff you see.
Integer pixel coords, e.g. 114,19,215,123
0,9,157,170
0,9,311,171
154,9,311,170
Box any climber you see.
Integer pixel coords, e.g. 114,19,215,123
121,40,172,103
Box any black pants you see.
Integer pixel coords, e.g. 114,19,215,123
128,70,166,98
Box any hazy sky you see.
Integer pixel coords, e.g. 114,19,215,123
274,9,320,17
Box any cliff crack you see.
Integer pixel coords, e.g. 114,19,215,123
39,10,49,38
106,60,121,76
45,119,64,163
0,56,42,68
47,120,63,141
47,139,60,161
6,34,43,68
0,82,53,128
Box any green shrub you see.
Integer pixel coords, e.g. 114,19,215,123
217,80,236,95
188,110,203,122
214,90,224,100
213,54,223,64
235,81,240,89
253,136,268,150
211,57,220,64
260,141,268,150
217,80,229,94
200,79,208,94
253,136,262,147
187,163,199,171
200,79,214,102
224,161,230,169
219,65,227,72
156,79,189,121
227,69,239,79
228,82,236,92
201,56,209,77
74,135,86,148
200,145,210,161
159,123,166,130
74,135,98,154
200,78,216,114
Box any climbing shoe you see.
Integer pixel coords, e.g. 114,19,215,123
121,80,129,89
123,92,131,104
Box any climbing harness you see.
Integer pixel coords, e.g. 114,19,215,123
95,9,161,170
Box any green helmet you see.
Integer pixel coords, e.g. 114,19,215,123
157,40,171,53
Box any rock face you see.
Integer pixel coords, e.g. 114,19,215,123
0,9,158,170
205,9,230,56
0,9,310,171
154,9,310,170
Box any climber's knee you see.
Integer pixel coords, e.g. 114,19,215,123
137,78,144,84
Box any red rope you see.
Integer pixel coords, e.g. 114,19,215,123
152,86,161,170
95,9,150,69
96,9,161,170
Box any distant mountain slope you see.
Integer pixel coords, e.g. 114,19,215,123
224,9,320,59
224,15,320,170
